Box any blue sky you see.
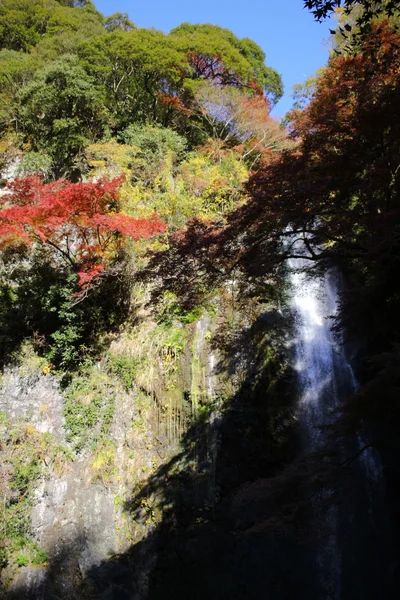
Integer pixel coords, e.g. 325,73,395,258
93,0,333,118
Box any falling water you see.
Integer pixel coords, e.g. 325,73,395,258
288,248,385,599
288,253,356,599
289,257,355,448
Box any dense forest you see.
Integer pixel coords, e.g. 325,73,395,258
0,0,399,598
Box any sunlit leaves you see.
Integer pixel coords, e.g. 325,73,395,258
18,55,107,176
193,82,294,163
170,23,283,105
0,176,165,288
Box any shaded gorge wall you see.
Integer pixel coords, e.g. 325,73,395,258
1,265,395,600
0,280,298,599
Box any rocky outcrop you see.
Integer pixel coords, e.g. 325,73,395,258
0,368,64,440
0,369,119,598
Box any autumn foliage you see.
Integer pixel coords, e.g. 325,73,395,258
0,175,165,287
148,23,400,314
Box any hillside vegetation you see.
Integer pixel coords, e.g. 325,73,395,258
0,0,400,598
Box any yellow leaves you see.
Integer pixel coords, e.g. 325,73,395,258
90,441,117,484
177,150,248,217
83,139,249,231
85,141,133,177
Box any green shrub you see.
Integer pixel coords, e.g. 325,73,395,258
31,547,48,566
17,151,53,179
107,353,139,391
63,369,115,450
16,554,28,567
119,124,187,165
1,424,72,573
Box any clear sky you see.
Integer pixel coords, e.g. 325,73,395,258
93,0,333,118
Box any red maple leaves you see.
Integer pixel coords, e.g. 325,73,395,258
0,175,165,288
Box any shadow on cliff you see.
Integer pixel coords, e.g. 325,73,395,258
4,309,304,600
4,310,397,600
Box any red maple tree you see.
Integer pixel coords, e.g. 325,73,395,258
0,175,165,288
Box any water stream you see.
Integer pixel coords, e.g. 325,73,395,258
287,246,387,599
288,257,346,598
289,258,355,446
287,244,388,598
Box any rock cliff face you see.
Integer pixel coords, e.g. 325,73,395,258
0,368,64,439
0,296,292,600
0,313,218,598
1,370,118,599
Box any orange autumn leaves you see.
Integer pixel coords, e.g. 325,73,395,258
0,175,165,287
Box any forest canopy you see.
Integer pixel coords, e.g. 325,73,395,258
0,0,288,370
0,0,399,433
0,1,400,592
0,0,283,177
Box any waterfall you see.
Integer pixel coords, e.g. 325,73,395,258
288,248,385,599
288,257,355,448
288,256,350,599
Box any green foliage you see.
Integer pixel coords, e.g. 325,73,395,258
31,548,48,566
45,276,89,373
0,246,131,373
107,353,139,391
178,151,248,216
85,132,248,231
158,291,205,325
104,12,135,33
63,368,116,450
119,124,187,166
16,554,28,568
0,0,282,174
0,0,52,52
290,72,321,111
78,28,187,131
0,49,38,134
154,322,186,357
330,1,400,55
13,340,50,377
0,422,70,574
0,250,84,370
18,54,107,176
90,439,117,484
17,151,53,178
0,0,103,53
169,23,283,105
305,0,399,30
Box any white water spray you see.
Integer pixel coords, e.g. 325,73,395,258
288,255,348,599
288,245,383,599
289,257,354,445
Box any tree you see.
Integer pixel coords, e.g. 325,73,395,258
147,22,400,323
0,49,38,134
169,23,283,105
329,1,400,55
289,71,323,111
193,82,294,163
104,12,135,32
304,0,398,23
0,0,103,52
18,55,107,176
0,176,165,289
0,0,51,51
78,29,187,131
